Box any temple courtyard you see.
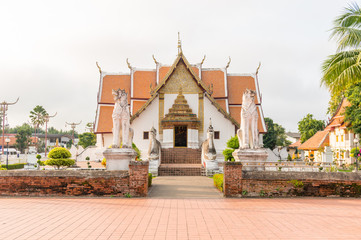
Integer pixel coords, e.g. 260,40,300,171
1,176,361,240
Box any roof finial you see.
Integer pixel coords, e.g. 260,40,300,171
226,56,231,69
178,32,182,54
96,61,102,74
152,54,159,65
126,58,132,70
256,62,261,76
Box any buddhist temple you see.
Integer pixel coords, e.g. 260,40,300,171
94,41,266,169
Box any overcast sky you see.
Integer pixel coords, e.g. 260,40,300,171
0,0,351,133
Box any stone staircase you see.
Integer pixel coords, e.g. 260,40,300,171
158,148,203,176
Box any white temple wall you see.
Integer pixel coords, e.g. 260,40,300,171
102,133,113,149
164,94,198,115
131,98,159,159
203,97,235,155
162,129,173,149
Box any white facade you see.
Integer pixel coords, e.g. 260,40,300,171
329,128,355,165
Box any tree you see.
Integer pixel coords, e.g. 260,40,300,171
321,3,361,113
344,83,361,135
44,147,75,170
263,118,290,149
14,124,32,153
78,132,96,148
298,114,325,143
29,105,47,137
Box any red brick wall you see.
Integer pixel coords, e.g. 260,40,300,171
223,162,361,197
0,162,149,197
223,162,243,197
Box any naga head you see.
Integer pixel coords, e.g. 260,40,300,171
243,89,256,102
150,127,157,137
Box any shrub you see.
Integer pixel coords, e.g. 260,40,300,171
148,173,152,187
287,154,292,161
48,147,71,159
101,158,106,167
85,156,90,160
222,136,239,161
0,168,7,170
44,159,75,170
36,154,41,160
223,149,235,161
1,163,25,170
213,174,224,192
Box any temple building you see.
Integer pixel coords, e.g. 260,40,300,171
94,43,266,170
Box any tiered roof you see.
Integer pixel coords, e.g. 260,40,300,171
95,50,266,134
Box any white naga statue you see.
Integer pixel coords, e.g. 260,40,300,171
237,89,260,149
202,120,217,163
111,89,134,148
148,127,161,160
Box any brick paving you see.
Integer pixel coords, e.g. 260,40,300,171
1,198,361,239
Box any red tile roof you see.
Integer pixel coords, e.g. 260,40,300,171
298,131,329,151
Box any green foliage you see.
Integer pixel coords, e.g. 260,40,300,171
101,158,106,167
48,147,71,159
345,83,361,135
78,132,96,148
37,160,45,166
222,148,235,161
222,136,239,161
85,156,90,160
132,143,141,159
288,180,304,188
298,114,325,143
226,136,239,149
44,159,75,170
213,174,224,192
0,168,7,170
259,190,266,197
351,147,361,159
1,163,25,170
287,154,292,161
29,105,47,128
36,154,41,160
263,118,290,149
124,193,132,198
242,190,248,196
14,124,32,153
148,173,152,187
321,3,361,113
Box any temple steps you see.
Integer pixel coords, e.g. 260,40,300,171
158,164,204,176
161,148,202,164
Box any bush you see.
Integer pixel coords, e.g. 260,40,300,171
1,163,25,170
287,154,292,161
101,158,106,167
85,156,90,160
213,174,224,192
44,159,75,170
48,147,71,159
223,149,235,161
222,136,239,161
36,154,41,160
0,168,7,170
148,173,152,187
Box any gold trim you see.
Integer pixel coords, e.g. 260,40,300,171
159,93,164,134
198,93,204,134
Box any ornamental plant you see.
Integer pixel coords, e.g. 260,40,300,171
44,147,75,170
222,136,239,161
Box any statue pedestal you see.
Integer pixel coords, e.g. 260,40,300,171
103,148,137,170
148,157,160,176
232,148,268,171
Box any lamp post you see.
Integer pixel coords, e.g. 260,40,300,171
5,137,10,169
44,112,57,157
354,137,359,172
1,97,19,154
65,121,82,143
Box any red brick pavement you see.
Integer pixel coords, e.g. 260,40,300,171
0,198,361,239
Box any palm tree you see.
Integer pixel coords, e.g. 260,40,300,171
321,3,361,113
29,105,48,150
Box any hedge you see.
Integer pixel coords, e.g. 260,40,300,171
213,174,224,192
1,163,25,170
148,173,152,187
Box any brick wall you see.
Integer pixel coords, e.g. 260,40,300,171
0,161,149,197
223,162,361,197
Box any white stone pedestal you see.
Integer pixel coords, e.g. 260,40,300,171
103,148,137,170
148,159,160,176
232,148,268,171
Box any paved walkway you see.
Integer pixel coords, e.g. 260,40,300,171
148,176,223,199
1,198,361,239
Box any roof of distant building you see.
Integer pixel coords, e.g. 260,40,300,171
298,130,329,151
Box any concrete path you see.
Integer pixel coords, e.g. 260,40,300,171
1,198,361,239
148,176,223,199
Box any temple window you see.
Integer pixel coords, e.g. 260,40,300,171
143,132,149,140
214,131,220,139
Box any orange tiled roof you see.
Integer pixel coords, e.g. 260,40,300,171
0,134,38,147
95,51,266,134
298,131,329,151
289,139,301,148
325,98,350,131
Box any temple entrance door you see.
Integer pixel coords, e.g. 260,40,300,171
174,125,187,147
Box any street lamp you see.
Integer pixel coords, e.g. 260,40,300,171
354,137,359,172
5,137,10,169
